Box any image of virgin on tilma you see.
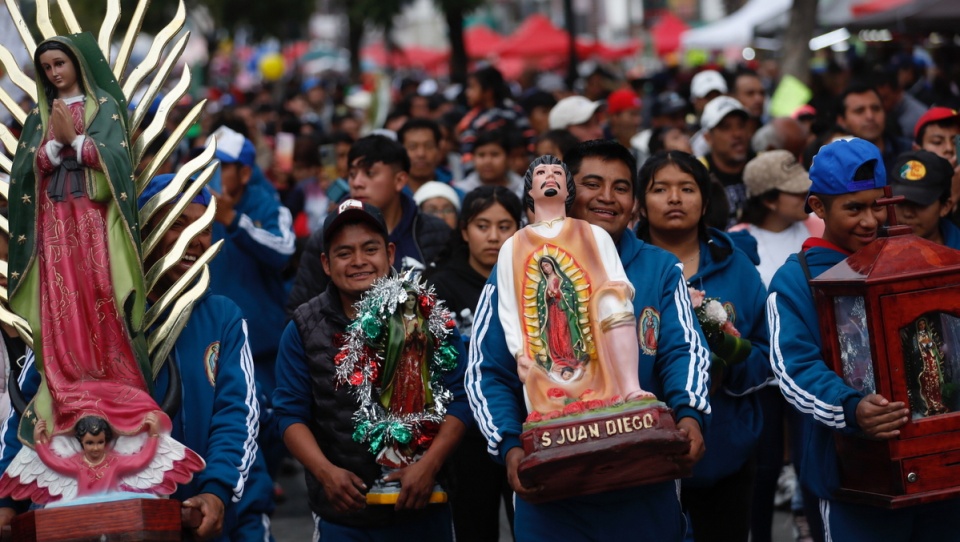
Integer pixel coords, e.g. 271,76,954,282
899,313,960,419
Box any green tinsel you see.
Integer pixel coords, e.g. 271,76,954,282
360,314,382,339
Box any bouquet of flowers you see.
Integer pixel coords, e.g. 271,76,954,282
688,287,752,370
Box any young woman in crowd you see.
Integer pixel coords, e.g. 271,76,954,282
636,151,772,542
428,186,523,542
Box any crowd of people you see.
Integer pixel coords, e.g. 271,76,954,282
1,34,960,542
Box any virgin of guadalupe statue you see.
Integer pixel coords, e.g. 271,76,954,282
916,318,949,416
535,255,586,378
0,32,202,503
380,288,435,417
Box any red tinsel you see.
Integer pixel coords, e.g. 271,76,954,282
334,351,347,365
419,295,435,319
349,371,363,385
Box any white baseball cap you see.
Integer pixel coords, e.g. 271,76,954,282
700,96,749,131
548,96,603,130
690,70,728,100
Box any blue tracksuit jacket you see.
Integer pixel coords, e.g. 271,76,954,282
942,219,960,250
683,230,772,487
0,293,273,541
768,239,960,540
211,178,295,362
466,232,711,540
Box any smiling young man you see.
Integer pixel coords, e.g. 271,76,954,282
273,199,468,540
767,138,960,540
467,140,711,541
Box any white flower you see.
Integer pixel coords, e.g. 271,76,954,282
705,300,728,325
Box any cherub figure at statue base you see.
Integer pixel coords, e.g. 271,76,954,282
497,156,690,503
0,412,204,505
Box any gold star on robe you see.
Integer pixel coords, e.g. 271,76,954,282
17,235,25,244
21,194,30,204
10,271,19,280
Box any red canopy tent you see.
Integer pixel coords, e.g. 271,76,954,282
494,14,570,58
464,25,504,58
360,42,449,73
650,11,689,56
493,14,639,62
851,0,912,16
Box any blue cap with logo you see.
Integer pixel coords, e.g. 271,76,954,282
806,138,886,212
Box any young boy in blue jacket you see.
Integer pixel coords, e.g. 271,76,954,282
0,174,275,541
767,138,960,541
467,141,712,541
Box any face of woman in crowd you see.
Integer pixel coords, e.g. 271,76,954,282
641,163,704,235
773,192,811,224
465,77,483,109
39,49,80,98
462,202,518,276
420,196,458,230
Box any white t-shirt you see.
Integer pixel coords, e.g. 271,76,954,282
746,221,811,288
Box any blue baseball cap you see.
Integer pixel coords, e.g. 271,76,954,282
138,173,212,211
806,138,886,213
205,126,257,167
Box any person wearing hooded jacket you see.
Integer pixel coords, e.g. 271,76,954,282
467,141,712,541
636,150,771,542
768,138,960,541
286,135,450,316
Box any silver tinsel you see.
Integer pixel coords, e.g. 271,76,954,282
335,273,457,455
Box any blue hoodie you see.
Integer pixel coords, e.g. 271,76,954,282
683,229,772,487
211,178,295,362
767,241,863,499
941,219,960,250
0,293,273,541
465,232,711,539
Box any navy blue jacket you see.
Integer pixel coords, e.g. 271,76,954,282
211,178,295,360
767,242,864,499
683,230,771,487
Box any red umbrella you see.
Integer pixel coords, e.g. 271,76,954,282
464,25,504,58
651,11,689,56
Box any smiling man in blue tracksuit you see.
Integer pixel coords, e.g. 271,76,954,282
467,141,712,541
767,138,960,541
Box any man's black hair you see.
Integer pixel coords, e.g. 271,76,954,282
397,118,442,146
563,140,639,199
520,91,558,117
348,135,411,173
473,129,510,153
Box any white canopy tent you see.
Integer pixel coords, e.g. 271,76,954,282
681,0,855,50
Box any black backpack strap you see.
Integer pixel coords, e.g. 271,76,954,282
797,250,816,299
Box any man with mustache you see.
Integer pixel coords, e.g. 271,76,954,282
836,83,911,171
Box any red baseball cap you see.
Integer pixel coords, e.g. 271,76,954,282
914,107,960,140
606,89,641,115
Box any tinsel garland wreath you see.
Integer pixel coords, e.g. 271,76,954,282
335,273,459,457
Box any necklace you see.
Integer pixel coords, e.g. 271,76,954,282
683,250,700,264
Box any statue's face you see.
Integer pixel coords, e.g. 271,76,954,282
540,259,554,275
38,49,80,97
81,432,107,463
530,163,568,204
404,294,417,312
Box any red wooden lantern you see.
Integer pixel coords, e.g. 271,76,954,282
810,192,960,508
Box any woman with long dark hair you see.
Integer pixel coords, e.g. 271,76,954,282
428,185,522,542
636,150,771,542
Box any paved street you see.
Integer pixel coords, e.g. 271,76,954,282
269,464,797,541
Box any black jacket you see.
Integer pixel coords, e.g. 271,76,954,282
292,286,437,528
